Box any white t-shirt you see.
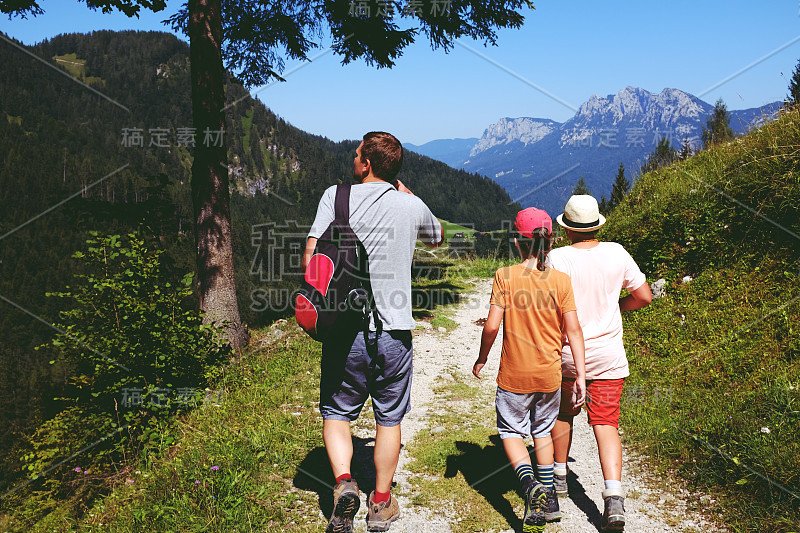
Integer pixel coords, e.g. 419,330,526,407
546,242,646,380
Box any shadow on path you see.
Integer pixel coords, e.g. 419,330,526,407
566,467,603,532
293,436,380,519
441,437,605,532
443,434,522,531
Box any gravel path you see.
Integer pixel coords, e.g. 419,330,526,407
343,278,726,533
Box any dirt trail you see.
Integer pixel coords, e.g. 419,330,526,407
343,278,726,532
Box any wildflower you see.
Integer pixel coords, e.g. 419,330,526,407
195,480,201,484
74,467,82,473
760,427,770,434
211,465,219,471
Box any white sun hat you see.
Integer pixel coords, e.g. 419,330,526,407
556,195,606,232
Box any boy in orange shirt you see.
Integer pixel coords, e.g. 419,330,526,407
473,208,587,533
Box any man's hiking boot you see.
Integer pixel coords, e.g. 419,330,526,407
553,470,568,497
601,488,625,532
522,480,548,533
366,491,400,531
325,479,360,533
543,486,562,522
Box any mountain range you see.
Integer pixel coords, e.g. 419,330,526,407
407,87,782,214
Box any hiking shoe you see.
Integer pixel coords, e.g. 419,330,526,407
522,481,548,533
543,487,562,522
601,488,625,532
325,479,360,533
553,471,568,497
366,491,400,532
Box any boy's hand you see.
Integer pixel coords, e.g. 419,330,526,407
472,359,486,379
573,377,587,408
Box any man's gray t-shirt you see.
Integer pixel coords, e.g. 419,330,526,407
308,182,442,331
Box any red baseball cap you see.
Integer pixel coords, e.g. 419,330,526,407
515,207,552,238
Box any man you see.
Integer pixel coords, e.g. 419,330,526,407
303,131,443,533
545,195,652,532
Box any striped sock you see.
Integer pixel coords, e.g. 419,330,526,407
537,463,555,489
514,463,535,489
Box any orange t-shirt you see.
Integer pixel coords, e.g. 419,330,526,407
490,264,577,394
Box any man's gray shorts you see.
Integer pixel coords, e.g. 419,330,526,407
496,386,561,439
320,330,413,427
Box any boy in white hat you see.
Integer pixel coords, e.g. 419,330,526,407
473,207,586,533
546,195,652,532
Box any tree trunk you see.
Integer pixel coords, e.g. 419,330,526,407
188,0,248,350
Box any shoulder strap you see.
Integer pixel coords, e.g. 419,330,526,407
334,184,351,222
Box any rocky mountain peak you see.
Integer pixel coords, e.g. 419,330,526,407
469,117,560,157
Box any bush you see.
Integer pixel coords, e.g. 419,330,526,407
14,233,229,519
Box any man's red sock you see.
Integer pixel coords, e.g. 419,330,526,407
335,473,352,483
373,490,390,503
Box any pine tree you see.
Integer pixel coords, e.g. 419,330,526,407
598,195,611,215
609,163,630,209
702,98,734,148
787,58,800,107
573,177,591,195
678,138,693,160
641,136,677,174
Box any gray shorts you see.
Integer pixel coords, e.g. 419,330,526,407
496,386,561,439
320,330,413,427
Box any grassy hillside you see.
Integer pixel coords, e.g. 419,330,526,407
602,106,800,531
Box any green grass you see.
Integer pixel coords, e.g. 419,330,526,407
430,315,458,331
439,219,475,240
52,53,104,86
4,323,329,532
241,109,255,154
606,106,800,531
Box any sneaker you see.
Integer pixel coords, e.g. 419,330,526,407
522,481,548,533
325,479,360,533
366,491,400,532
543,487,562,522
553,471,568,497
601,488,625,532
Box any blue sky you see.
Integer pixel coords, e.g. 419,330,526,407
2,1,799,145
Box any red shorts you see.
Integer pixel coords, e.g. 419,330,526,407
558,377,625,428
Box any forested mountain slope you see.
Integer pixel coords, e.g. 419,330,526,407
0,30,519,491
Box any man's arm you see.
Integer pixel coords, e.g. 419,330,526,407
563,310,586,406
619,282,652,311
472,304,503,379
396,179,444,249
302,237,317,271
426,222,445,249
